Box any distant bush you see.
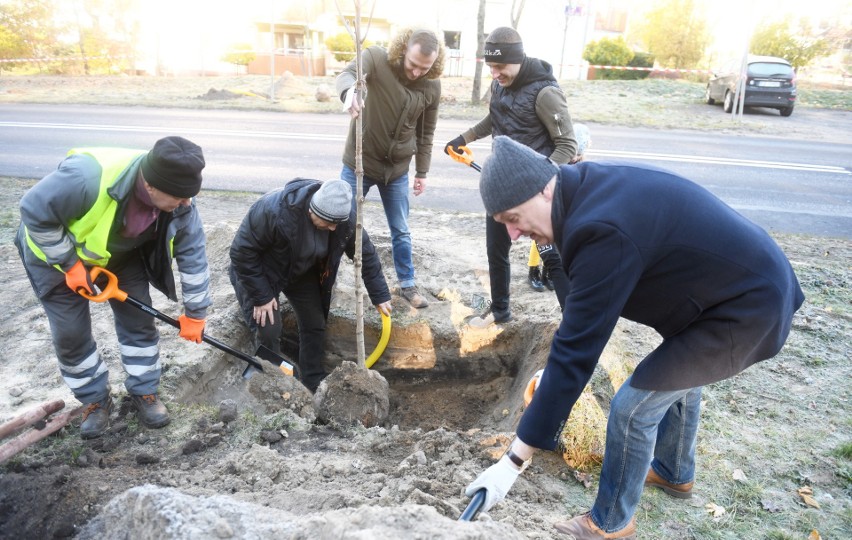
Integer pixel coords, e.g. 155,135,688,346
222,43,256,68
325,33,373,63
583,36,634,80
620,51,654,80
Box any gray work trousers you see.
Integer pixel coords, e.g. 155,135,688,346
23,254,161,404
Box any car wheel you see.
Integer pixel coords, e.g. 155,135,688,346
705,85,715,105
780,106,794,117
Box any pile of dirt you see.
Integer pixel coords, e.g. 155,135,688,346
197,88,245,100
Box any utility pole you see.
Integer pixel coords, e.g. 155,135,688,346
579,0,593,80
559,4,570,80
269,1,276,101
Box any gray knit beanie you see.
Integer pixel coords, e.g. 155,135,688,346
310,179,353,223
479,136,558,215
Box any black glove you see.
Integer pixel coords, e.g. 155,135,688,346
444,135,466,156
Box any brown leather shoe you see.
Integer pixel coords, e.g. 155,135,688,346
554,513,636,539
645,467,694,499
401,286,429,308
80,396,114,439
131,394,170,429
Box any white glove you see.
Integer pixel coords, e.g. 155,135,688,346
465,454,522,512
342,86,366,112
524,368,544,407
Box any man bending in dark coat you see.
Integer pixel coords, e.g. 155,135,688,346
229,179,392,392
464,136,804,539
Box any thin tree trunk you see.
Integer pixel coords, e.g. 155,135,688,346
471,0,486,104
510,0,527,29
353,3,366,367
337,0,375,367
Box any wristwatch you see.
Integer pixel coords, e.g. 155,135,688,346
505,448,532,473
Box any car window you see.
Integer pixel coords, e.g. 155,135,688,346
748,62,793,78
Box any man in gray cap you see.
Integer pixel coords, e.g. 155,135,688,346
16,136,212,439
229,179,392,392
464,136,803,538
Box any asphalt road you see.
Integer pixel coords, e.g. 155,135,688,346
1,103,850,238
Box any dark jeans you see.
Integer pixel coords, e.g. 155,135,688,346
230,266,328,392
485,214,569,314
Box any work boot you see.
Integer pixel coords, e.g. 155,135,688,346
131,394,171,429
541,266,555,291
80,396,114,439
401,286,429,308
468,306,512,329
528,266,545,292
645,467,694,499
554,513,636,539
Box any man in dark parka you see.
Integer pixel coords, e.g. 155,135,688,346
465,136,804,539
229,179,392,392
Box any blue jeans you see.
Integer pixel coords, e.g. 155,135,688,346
590,375,702,532
341,165,415,287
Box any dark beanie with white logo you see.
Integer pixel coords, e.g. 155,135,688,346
483,29,525,65
479,136,558,216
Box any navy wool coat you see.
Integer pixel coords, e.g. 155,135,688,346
518,161,804,450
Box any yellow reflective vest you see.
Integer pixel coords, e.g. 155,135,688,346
26,147,146,269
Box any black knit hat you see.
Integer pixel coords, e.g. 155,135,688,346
141,136,205,198
479,136,558,215
310,179,353,223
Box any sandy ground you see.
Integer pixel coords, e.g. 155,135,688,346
0,170,850,539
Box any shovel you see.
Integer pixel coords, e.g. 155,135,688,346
447,145,482,172
79,267,295,378
458,488,486,521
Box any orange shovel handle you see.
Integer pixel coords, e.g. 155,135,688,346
77,267,127,303
448,145,475,167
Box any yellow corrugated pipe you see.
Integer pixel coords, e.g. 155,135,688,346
528,241,541,267
365,312,392,368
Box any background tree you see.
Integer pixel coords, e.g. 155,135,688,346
582,36,633,79
74,0,141,75
0,24,27,74
750,18,831,70
470,0,486,104
222,43,256,73
632,0,708,69
510,0,526,29
0,0,65,73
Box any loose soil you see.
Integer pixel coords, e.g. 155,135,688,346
0,176,849,539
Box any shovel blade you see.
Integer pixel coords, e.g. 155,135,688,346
241,364,260,380
254,345,296,376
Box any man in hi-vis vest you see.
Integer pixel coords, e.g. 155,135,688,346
15,136,211,439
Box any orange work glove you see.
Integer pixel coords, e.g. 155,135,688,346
65,260,94,295
178,315,205,344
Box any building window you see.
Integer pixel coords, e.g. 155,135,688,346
595,10,627,33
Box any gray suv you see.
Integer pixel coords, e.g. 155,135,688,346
705,55,796,117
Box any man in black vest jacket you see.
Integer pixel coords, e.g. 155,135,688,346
445,27,579,328
464,137,804,538
229,179,392,392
